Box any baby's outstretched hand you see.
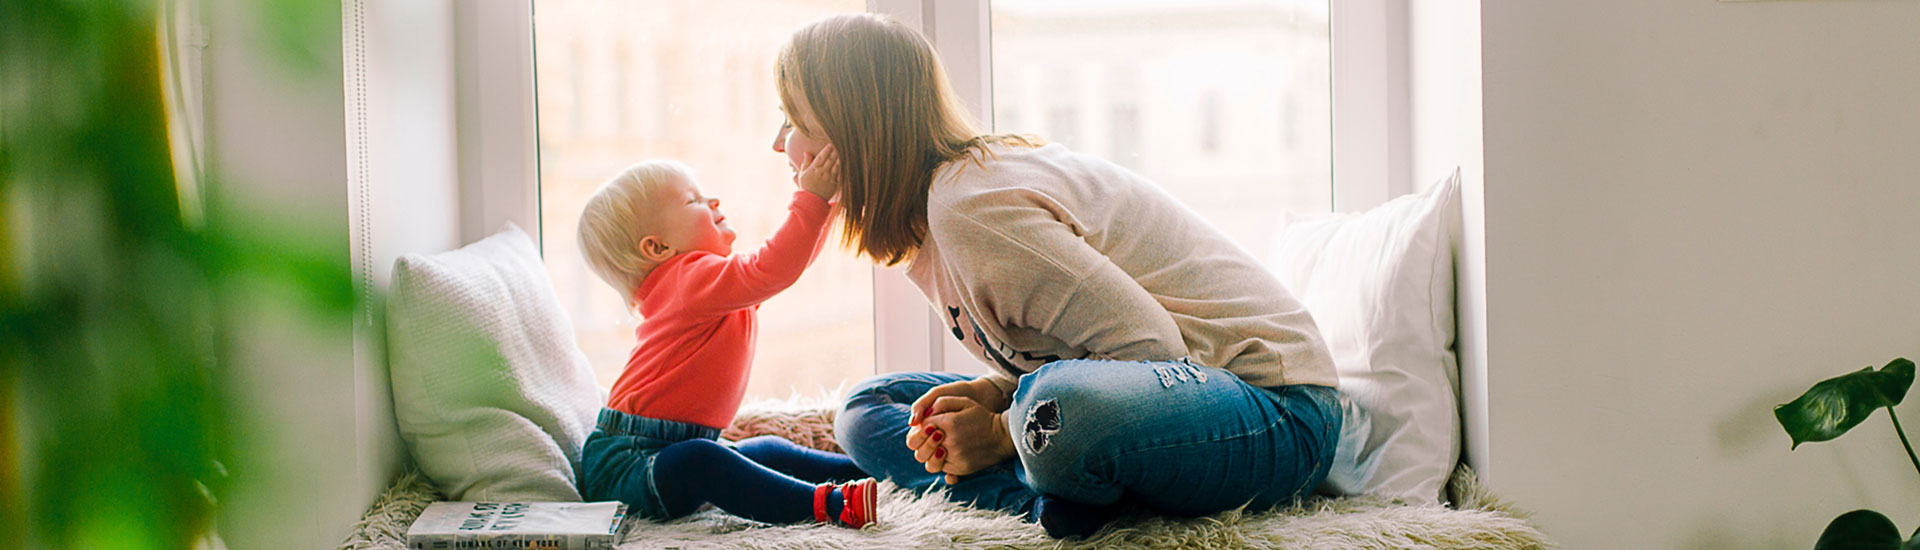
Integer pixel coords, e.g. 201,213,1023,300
795,144,842,201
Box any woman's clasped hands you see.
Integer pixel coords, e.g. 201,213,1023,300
905,377,1019,485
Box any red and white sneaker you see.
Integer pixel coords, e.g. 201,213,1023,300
814,478,878,528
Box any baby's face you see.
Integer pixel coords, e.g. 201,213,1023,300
648,174,734,257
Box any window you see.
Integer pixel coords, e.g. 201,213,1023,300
1046,106,1081,152
465,0,1365,396
567,43,585,134
1106,64,1143,169
1200,91,1223,154
1109,104,1140,170
532,0,872,399
611,48,629,136
990,0,1333,259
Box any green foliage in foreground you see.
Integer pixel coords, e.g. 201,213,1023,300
2,0,351,548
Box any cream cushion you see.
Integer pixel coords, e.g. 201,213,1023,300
1267,170,1462,503
387,223,605,501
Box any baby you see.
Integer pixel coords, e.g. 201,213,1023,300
573,149,876,528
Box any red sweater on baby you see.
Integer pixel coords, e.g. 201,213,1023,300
606,190,833,429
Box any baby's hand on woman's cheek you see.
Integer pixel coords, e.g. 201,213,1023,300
796,144,842,201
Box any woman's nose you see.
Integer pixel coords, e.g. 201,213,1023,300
771,130,787,153
707,198,721,210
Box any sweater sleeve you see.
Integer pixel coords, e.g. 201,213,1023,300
675,191,833,316
979,370,1021,396
931,189,1190,373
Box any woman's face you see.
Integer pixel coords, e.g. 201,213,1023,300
772,97,829,172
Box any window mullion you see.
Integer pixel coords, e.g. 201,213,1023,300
866,0,992,375
1331,0,1410,212
454,0,540,245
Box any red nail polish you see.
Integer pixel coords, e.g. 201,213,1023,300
935,447,946,459
922,407,932,418
931,431,943,442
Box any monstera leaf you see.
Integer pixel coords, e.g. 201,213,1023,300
1814,510,1899,550
1773,358,1920,549
1776,358,1916,449
1811,509,1920,550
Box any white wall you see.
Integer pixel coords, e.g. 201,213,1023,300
204,1,368,547
347,0,462,539
358,0,462,286
1463,1,1920,547
206,0,461,547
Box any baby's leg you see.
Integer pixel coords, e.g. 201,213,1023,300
733,435,867,484
652,439,845,524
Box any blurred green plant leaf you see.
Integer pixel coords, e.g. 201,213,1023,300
1815,509,1901,550
2,0,350,547
1776,358,1916,450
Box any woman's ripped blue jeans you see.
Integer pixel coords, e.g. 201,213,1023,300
834,359,1341,519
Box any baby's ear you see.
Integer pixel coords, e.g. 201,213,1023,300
638,236,676,263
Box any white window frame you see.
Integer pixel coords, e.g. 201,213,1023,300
453,1,541,245
454,0,1409,377
867,0,991,376
1330,0,1412,210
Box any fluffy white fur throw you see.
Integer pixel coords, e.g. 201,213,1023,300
341,399,1551,550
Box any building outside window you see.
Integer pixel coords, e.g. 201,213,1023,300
533,0,872,398
991,0,1331,257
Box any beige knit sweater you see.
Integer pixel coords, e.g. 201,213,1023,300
904,143,1338,396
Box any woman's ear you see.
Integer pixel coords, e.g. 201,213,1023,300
638,235,676,263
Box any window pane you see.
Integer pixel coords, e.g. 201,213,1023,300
534,0,872,400
991,0,1333,257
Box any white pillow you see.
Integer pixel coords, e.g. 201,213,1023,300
387,223,605,501
1267,170,1461,504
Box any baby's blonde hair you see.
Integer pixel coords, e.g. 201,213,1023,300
577,160,693,309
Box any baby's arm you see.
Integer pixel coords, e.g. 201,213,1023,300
673,191,830,315
675,148,840,315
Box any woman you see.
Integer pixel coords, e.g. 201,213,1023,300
771,13,1343,538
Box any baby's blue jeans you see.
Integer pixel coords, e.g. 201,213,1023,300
835,359,1341,518
577,408,865,522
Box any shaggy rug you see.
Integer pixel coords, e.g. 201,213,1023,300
342,398,1552,550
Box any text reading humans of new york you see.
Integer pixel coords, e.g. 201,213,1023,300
407,501,627,550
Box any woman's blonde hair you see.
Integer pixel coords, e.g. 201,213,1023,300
577,160,692,308
778,13,1037,266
